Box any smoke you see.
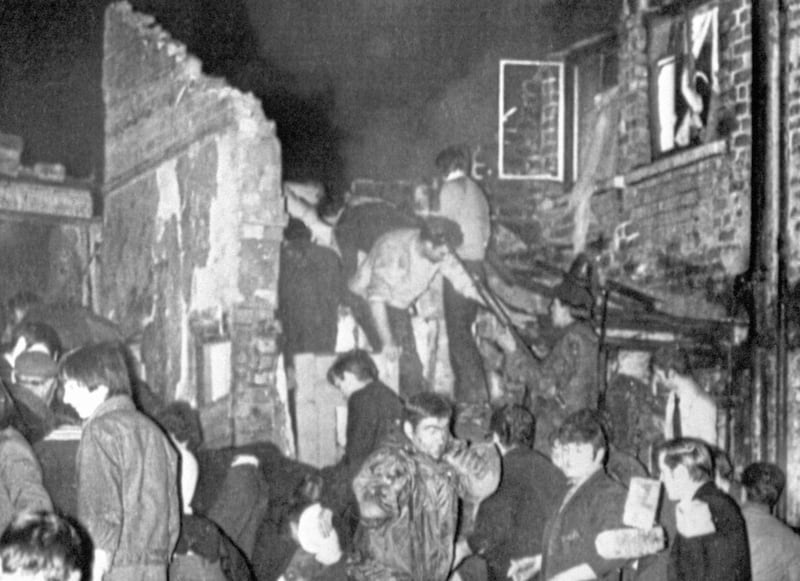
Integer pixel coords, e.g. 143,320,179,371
135,0,621,195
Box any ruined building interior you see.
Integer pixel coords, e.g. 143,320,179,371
1,0,799,527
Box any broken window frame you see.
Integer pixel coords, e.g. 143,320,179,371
561,35,619,186
498,59,565,181
647,2,720,158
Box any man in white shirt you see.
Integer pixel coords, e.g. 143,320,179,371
349,216,482,397
650,345,717,446
435,145,491,403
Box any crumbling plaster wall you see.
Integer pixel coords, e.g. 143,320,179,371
99,3,289,451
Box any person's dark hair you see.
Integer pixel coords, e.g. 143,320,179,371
11,322,62,360
650,344,692,377
58,342,132,397
0,510,89,581
741,462,786,508
326,349,379,385
594,407,616,445
435,145,470,175
404,392,452,429
657,437,713,482
419,216,463,250
155,400,203,451
553,408,607,454
489,404,536,449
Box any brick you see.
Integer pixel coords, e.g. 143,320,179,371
32,162,66,183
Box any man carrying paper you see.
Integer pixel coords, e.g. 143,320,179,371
509,409,662,581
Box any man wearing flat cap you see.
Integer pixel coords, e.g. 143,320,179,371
8,351,70,444
8,350,83,520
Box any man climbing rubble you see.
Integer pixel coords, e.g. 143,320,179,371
348,215,484,398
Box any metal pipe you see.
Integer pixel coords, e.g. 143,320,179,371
776,0,790,517
749,0,776,462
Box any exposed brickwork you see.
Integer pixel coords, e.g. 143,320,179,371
100,3,290,452
785,0,800,525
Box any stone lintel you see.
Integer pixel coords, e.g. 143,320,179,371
0,178,93,218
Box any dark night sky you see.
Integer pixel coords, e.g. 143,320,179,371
0,0,620,195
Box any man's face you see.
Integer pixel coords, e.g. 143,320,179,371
333,371,361,398
549,298,572,328
552,439,604,484
405,416,450,460
62,378,107,420
420,240,449,263
658,455,697,501
650,365,674,394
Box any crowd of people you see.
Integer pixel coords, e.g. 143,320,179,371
2,332,797,580
1,141,799,581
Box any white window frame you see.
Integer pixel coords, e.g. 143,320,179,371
498,59,565,181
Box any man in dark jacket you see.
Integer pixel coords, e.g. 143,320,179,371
327,349,403,473
463,405,566,581
508,409,632,581
323,349,404,551
658,438,751,581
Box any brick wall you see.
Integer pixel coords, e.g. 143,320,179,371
99,3,290,452
582,0,750,318
785,0,800,525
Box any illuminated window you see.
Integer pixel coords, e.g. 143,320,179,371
648,4,720,156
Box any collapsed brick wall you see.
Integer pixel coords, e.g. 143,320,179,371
99,2,290,451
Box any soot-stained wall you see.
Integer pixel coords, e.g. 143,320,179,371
100,2,289,451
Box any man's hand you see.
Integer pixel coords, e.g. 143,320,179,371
318,506,334,537
450,538,472,571
92,549,111,581
444,442,487,477
381,342,401,361
507,554,541,581
444,441,501,503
